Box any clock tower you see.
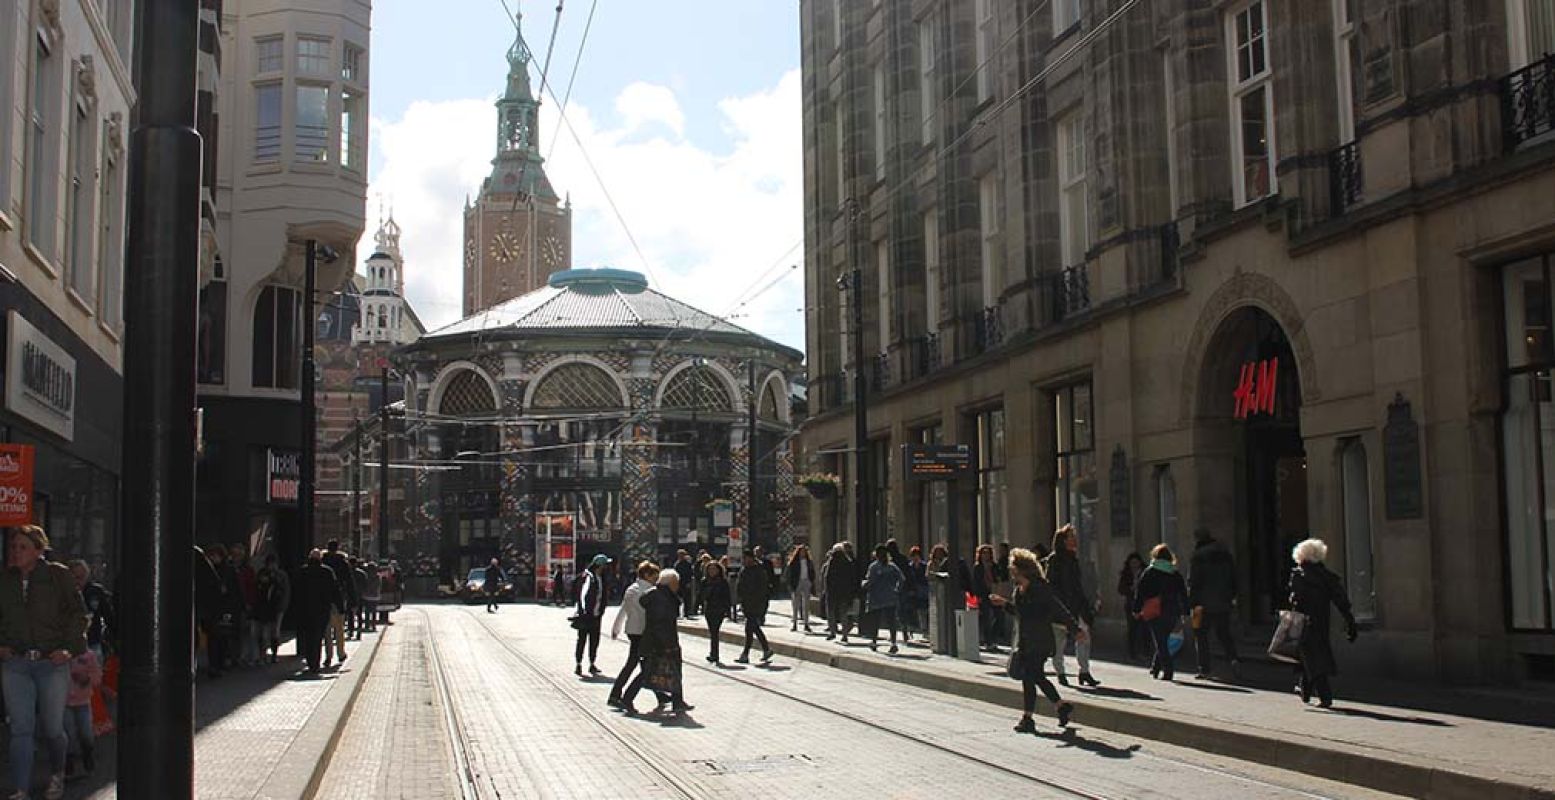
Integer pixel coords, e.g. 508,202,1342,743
462,12,572,316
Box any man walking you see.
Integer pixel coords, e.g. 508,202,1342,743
483,558,506,613
321,541,355,665
295,549,341,675
574,555,611,676
735,552,774,664
672,550,695,619
822,543,856,642
1189,527,1240,679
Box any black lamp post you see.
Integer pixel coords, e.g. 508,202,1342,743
837,267,870,552
300,240,336,555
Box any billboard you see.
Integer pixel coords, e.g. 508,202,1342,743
0,444,34,525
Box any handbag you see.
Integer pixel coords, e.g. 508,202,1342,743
1190,606,1205,630
1266,609,1307,663
1006,648,1037,681
567,614,585,631
1137,596,1163,621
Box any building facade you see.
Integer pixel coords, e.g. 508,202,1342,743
196,0,370,570
799,0,1555,683
399,268,803,594
461,14,572,317
0,0,134,577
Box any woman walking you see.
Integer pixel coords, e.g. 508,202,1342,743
785,545,816,633
1045,525,1100,687
822,544,856,642
608,561,665,709
1288,539,1358,708
862,545,906,653
990,547,1076,733
622,571,693,716
1116,553,1147,662
701,561,732,664
735,552,774,664
573,555,611,676
1132,544,1189,681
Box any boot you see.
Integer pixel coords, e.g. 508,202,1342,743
1078,672,1101,687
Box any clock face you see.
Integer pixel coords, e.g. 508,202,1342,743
489,231,520,264
542,236,564,268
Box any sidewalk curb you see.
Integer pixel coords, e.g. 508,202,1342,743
252,627,385,800
678,622,1555,800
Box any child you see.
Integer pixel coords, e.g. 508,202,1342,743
66,648,103,776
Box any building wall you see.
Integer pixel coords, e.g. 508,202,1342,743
799,0,1555,683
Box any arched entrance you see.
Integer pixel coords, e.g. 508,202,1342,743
1194,307,1306,622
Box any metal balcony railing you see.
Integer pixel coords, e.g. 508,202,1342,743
869,352,891,392
1329,139,1363,214
1046,264,1091,322
974,305,1004,351
1503,52,1555,149
910,332,941,379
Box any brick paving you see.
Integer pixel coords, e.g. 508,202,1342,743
328,603,1400,799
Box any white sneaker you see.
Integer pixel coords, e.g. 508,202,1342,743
45,772,64,799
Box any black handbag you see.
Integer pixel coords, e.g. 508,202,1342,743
568,614,585,631
1006,648,1037,681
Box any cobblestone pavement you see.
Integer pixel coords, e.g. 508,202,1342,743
322,603,1403,800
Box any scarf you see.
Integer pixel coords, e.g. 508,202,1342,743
1148,559,1177,574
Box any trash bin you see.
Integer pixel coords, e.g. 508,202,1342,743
954,608,981,661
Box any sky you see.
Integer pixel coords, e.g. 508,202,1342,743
360,0,806,351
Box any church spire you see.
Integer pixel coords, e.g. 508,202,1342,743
487,10,556,200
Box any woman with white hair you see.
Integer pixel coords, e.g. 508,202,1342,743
1288,538,1358,708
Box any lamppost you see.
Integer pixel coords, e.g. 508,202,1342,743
836,266,870,552
378,358,393,562
300,240,337,555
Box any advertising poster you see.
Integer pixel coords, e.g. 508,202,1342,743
0,444,33,525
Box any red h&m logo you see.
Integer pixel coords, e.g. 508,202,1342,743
1233,358,1279,419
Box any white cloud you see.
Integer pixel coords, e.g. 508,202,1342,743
360,70,805,352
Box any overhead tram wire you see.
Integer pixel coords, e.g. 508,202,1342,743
545,0,598,164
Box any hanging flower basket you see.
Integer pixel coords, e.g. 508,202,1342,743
797,473,840,499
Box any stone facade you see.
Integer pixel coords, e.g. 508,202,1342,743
799,0,1555,683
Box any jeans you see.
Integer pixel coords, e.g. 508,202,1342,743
610,634,645,701
1050,624,1091,676
3,659,70,792
791,581,811,627
64,703,93,757
361,601,379,631
1194,610,1238,673
326,610,348,664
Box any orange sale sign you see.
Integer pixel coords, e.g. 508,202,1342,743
0,444,34,525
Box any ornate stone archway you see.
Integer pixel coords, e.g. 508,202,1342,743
1178,271,1320,426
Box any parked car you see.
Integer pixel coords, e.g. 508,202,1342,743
460,567,514,604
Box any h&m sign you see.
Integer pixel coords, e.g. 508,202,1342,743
1233,358,1278,420
5,312,76,441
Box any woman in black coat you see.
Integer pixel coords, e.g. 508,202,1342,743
701,561,733,664
1131,543,1189,681
623,572,692,715
1288,538,1357,707
822,544,856,642
991,547,1076,732
1044,526,1099,687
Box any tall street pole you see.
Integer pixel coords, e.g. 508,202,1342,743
352,416,363,556
378,361,391,561
747,358,758,548
848,267,870,553
300,241,318,552
120,0,200,795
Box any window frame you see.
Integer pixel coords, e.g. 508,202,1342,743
341,41,365,84
253,81,283,164
1333,0,1357,143
1054,0,1082,34
252,284,301,390
1054,381,1097,541
295,35,332,77
918,15,935,145
27,27,61,261
923,209,941,335
340,88,364,172
978,173,1000,308
293,82,331,165
1163,47,1180,217
1507,0,1555,71
97,124,123,333
254,35,283,75
1501,253,1554,633
875,239,890,349
975,0,995,102
1226,0,1277,207
974,406,1007,545
65,84,97,307
1338,437,1378,622
1056,110,1089,268
873,63,887,179
0,1,19,226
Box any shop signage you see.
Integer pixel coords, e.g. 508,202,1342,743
727,527,744,560
903,444,972,480
711,500,734,528
0,444,35,525
5,312,76,441
1383,394,1423,520
265,448,300,504
1233,358,1279,420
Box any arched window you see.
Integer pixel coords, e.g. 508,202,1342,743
660,365,733,412
1155,464,1179,552
438,370,497,417
252,285,300,389
759,381,783,422
530,362,623,410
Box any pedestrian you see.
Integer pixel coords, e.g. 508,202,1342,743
672,550,695,619
608,562,669,709
255,554,290,663
550,567,568,606
360,561,381,632
63,647,101,779
1288,538,1358,708
0,526,86,800
321,541,355,665
207,545,243,674
1188,527,1240,679
231,546,259,666
483,557,505,613
719,555,738,623
1044,525,1100,687
350,558,371,636
295,549,341,674
693,552,712,616
193,545,222,678
784,545,816,633
1132,544,1189,682
840,542,861,633
900,546,930,643
990,547,1077,733
701,560,732,664
862,544,905,653
1117,553,1147,662
622,571,694,716
573,554,611,676
67,561,114,663
971,544,1000,652
735,551,774,664
822,543,856,642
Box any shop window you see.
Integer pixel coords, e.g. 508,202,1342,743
1228,0,1276,206
1055,382,1098,541
1339,438,1377,621
251,285,300,389
975,406,1006,544
1502,254,1554,631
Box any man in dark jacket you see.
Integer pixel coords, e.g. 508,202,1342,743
1188,527,1240,678
295,549,342,674
735,552,773,663
321,540,355,664
822,544,857,642
672,550,695,619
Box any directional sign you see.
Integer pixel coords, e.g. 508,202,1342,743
903,444,971,481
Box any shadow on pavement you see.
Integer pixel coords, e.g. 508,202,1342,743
1035,727,1142,759
755,664,792,673
1317,706,1454,727
1076,686,1160,702
1171,680,1254,694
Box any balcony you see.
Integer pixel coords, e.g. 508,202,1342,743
1045,264,1091,323
910,332,941,379
869,352,891,392
974,305,1004,351
1329,140,1363,215
1503,52,1555,149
